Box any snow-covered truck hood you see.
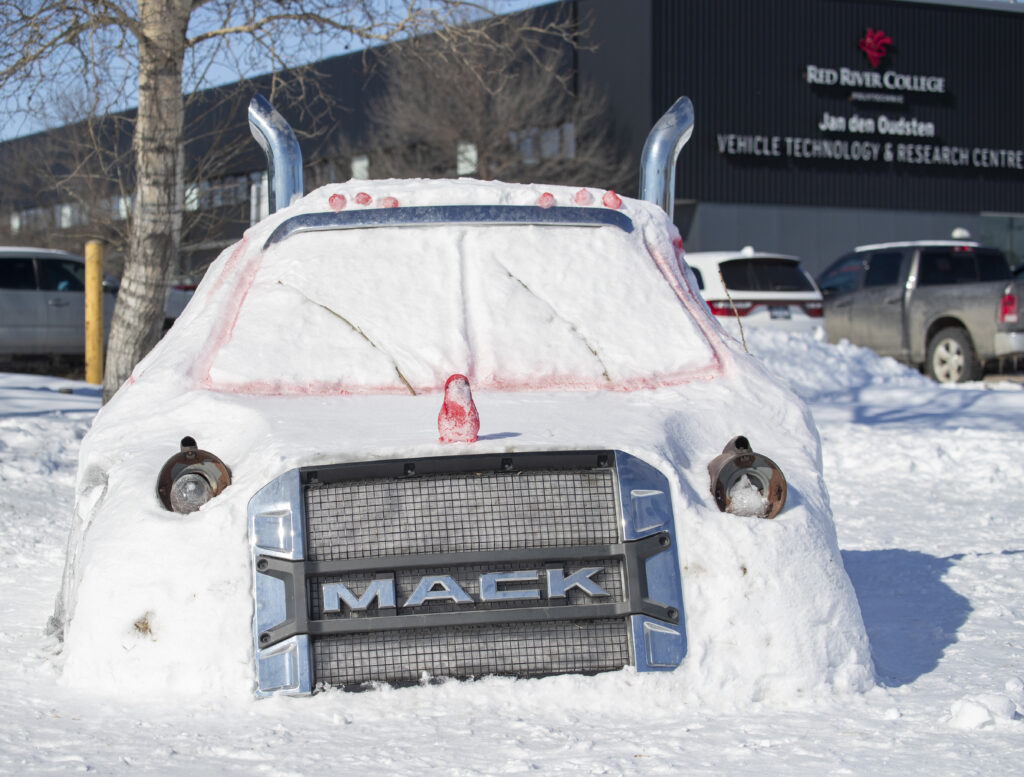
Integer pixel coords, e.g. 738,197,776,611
54,180,873,705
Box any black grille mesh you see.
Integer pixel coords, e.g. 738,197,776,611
304,468,619,561
302,464,628,686
312,619,631,687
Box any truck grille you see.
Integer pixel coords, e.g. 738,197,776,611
249,451,685,696
313,620,630,687
304,468,620,560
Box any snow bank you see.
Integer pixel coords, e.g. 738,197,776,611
741,328,929,402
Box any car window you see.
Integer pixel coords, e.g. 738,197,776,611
719,258,815,292
38,258,85,292
0,257,37,290
863,251,902,287
818,255,863,295
918,249,977,286
690,266,704,290
976,248,1011,281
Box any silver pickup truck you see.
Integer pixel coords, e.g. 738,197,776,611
818,241,1023,383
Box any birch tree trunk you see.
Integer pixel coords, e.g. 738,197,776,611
102,1,191,402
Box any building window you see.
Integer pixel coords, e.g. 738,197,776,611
561,122,576,159
456,142,478,176
351,155,370,180
113,194,132,220
250,171,269,224
55,202,85,229
509,123,575,167
184,184,201,212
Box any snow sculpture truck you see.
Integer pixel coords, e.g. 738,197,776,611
51,96,873,700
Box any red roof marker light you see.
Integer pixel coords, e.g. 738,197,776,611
574,189,594,206
601,191,622,210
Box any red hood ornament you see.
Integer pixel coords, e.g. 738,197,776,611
438,374,480,443
858,28,892,68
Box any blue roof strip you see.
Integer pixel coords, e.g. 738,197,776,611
262,205,635,250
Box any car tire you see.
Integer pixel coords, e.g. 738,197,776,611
926,327,979,384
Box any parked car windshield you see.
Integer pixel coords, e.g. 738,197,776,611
719,258,816,292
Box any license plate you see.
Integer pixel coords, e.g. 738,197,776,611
769,306,791,319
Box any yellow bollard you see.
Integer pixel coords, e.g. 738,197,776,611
84,240,104,385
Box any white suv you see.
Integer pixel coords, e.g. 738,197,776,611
0,247,196,358
0,247,116,357
684,248,824,336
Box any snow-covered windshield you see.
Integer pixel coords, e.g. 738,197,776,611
204,216,716,394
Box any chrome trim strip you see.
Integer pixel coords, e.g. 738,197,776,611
615,451,674,540
249,469,304,561
615,450,686,672
639,96,695,221
262,205,634,249
631,616,686,671
248,95,304,213
995,330,1024,356
249,469,310,696
255,635,312,698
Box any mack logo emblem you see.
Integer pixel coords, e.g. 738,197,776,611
321,567,609,614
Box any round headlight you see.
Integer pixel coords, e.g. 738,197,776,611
708,436,787,519
169,470,216,513
157,437,231,514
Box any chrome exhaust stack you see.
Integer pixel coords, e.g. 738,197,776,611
639,97,694,222
248,95,304,213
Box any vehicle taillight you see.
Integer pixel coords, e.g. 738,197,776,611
803,301,824,318
999,293,1018,324
707,300,755,317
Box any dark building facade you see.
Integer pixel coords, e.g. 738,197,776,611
580,0,1024,272
2,0,1021,276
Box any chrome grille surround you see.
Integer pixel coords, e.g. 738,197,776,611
249,450,685,696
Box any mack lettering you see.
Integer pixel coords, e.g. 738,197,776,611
321,566,609,614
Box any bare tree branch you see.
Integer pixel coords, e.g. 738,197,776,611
0,0,573,402
365,10,632,192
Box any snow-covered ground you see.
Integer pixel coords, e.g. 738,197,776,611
0,331,1020,775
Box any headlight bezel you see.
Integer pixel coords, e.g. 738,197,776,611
157,436,232,514
708,436,787,519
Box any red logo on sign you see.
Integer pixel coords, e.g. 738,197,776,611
858,28,892,68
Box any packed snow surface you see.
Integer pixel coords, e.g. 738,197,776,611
2,181,1022,772
0,327,1022,774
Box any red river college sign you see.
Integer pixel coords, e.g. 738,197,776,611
715,27,1024,172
